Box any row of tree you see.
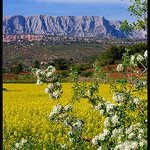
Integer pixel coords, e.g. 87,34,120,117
98,43,147,66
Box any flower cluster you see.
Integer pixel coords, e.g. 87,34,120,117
60,143,67,149
47,103,63,121
134,80,147,89
111,127,124,141
130,55,137,67
113,92,125,103
136,55,144,62
15,139,28,149
103,114,120,128
92,128,110,145
136,50,147,62
31,65,56,85
130,96,142,105
47,103,74,127
72,119,84,133
116,64,124,72
45,82,63,100
94,98,117,116
144,50,147,58
117,50,147,73
46,66,56,78
64,105,73,112
67,119,84,143
114,123,147,149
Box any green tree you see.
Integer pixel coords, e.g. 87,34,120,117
10,63,23,74
55,58,70,70
80,71,93,77
32,60,40,68
58,70,68,78
121,0,147,33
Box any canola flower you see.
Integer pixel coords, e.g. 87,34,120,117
3,83,112,149
3,83,147,149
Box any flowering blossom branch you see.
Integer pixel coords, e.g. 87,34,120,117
31,49,147,149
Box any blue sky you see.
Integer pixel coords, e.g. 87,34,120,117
3,0,136,23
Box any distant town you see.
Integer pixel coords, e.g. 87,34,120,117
3,34,147,44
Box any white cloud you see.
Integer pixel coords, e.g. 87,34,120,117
35,0,130,4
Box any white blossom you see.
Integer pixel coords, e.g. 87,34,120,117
100,109,104,115
113,92,124,103
64,105,73,111
137,134,142,139
65,117,70,122
21,139,27,144
87,90,91,96
94,106,99,111
130,141,138,149
111,128,118,139
31,68,38,76
104,117,110,127
137,55,144,61
15,143,22,149
131,55,135,61
97,146,102,150
97,103,102,108
45,87,49,94
106,103,116,114
56,82,61,87
47,111,55,120
54,103,62,113
35,69,41,76
114,143,124,150
139,139,147,147
98,133,105,141
72,120,82,132
62,120,68,127
67,131,73,137
133,97,141,105
103,129,110,136
129,123,141,131
130,55,137,67
53,90,60,98
36,78,43,85
128,133,136,139
92,135,99,145
143,81,147,86
123,141,131,150
48,84,54,89
111,114,120,126
144,50,147,58
116,64,124,72
60,143,67,149
47,103,63,120
46,65,56,77
69,138,75,143
59,113,66,118
125,128,132,135
138,128,144,134
46,71,53,78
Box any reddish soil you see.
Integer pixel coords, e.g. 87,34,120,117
3,65,147,82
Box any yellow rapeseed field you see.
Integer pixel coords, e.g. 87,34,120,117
3,83,147,149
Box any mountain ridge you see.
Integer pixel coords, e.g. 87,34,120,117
3,15,146,38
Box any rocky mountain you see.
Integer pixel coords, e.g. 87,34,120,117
3,15,146,38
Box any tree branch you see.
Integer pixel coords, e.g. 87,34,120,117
129,69,146,92
68,123,92,143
